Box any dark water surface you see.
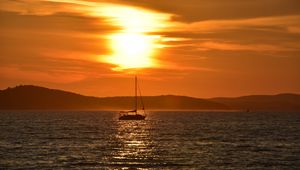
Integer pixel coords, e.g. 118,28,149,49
0,111,299,169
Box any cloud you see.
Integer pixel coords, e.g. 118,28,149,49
0,10,119,33
0,55,119,85
0,10,116,77
2,0,300,22
0,0,75,15
155,15,300,60
97,0,300,22
173,15,300,33
197,41,298,52
0,10,116,57
287,25,300,33
0,66,86,84
0,9,121,84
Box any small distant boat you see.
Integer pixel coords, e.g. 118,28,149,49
119,76,146,120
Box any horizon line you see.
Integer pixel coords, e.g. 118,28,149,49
1,84,299,99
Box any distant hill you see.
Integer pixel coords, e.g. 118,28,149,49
0,85,299,111
210,94,300,112
0,85,226,110
0,85,99,110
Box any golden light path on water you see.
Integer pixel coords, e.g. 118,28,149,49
110,120,154,165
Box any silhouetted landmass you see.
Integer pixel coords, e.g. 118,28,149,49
0,85,99,110
210,94,300,112
0,85,299,111
0,85,226,110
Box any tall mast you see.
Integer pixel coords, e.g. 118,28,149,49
135,75,137,112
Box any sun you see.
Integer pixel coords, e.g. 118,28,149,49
96,5,171,70
107,33,157,69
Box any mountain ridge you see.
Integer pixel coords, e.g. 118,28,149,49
0,85,299,111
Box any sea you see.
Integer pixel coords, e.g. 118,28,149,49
0,111,299,169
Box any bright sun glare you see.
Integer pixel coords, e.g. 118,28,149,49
109,33,155,69
98,5,170,70
46,0,171,70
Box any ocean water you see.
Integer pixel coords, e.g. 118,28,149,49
0,111,299,169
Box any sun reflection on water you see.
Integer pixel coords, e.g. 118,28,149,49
109,120,157,167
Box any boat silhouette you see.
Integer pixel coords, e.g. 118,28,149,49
119,76,146,120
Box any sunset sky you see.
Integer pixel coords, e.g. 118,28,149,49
0,0,300,98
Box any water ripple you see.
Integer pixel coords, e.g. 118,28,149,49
0,111,299,169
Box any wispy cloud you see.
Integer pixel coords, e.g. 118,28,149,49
197,41,298,52
0,66,86,84
173,15,300,33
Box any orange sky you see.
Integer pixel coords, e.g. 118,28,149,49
0,0,300,98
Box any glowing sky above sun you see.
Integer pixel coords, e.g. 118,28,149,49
0,0,300,97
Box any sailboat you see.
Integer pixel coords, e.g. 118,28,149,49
119,76,146,120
